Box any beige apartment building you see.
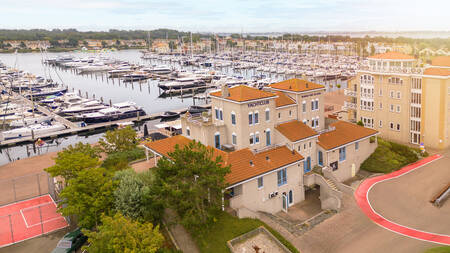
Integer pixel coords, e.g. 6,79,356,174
346,52,450,149
145,79,378,217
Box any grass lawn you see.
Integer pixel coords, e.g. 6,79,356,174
360,138,428,173
190,211,299,253
424,247,450,253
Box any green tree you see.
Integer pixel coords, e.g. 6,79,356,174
101,40,107,48
154,140,230,228
19,41,26,48
59,167,117,229
357,120,364,126
49,39,60,47
99,126,139,154
45,142,101,183
83,213,164,253
370,44,376,55
113,169,163,222
66,37,78,47
82,40,88,47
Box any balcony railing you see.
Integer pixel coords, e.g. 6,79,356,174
344,101,357,110
344,89,357,97
359,65,424,74
360,93,374,99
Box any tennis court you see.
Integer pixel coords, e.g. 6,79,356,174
0,195,69,247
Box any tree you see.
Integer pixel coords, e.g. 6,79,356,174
49,39,60,47
357,120,364,126
115,39,121,46
113,169,163,222
19,41,26,48
370,44,376,55
101,40,107,48
45,142,101,183
58,167,117,229
99,126,139,154
154,140,230,228
82,40,88,47
83,213,164,253
66,37,78,47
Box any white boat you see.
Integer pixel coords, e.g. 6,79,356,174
60,100,108,115
1,122,66,140
9,115,53,128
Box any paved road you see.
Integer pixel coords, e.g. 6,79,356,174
293,151,450,253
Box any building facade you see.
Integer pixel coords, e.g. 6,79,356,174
346,52,450,149
146,79,378,217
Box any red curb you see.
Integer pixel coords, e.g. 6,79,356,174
354,154,450,245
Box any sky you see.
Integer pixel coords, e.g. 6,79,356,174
0,0,449,32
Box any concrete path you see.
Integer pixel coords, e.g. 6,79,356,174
163,209,199,253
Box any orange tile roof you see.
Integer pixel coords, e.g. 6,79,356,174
270,78,325,93
368,51,414,60
144,135,304,185
423,67,450,77
210,85,276,102
318,121,378,150
275,120,318,142
226,146,303,186
431,56,450,67
274,91,296,107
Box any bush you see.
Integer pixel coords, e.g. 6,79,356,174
361,139,422,173
102,147,146,171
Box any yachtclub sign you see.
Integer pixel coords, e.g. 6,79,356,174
247,100,269,108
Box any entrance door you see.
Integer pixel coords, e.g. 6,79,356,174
304,157,311,173
318,151,323,166
288,190,293,206
214,134,220,149
282,194,288,213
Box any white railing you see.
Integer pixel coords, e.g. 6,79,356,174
359,65,424,74
344,89,357,97
344,101,357,110
360,93,374,99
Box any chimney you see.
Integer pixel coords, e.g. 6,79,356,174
221,84,229,98
305,83,309,88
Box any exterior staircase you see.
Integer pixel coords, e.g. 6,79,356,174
325,178,339,191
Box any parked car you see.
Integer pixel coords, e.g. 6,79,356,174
52,228,87,253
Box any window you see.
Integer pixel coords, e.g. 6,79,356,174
390,104,394,112
278,112,281,119
297,145,301,151
396,105,401,113
390,90,394,98
396,91,401,99
339,147,346,162
231,112,236,125
379,89,383,96
390,122,394,129
255,132,260,144
266,129,271,146
396,124,400,131
219,109,223,120
355,142,359,150
379,120,382,128
265,108,270,121
232,133,237,145
379,102,383,109
315,99,319,110
277,168,287,186
289,110,292,117
248,112,253,125
186,127,190,136
309,142,312,148
254,111,259,124
304,143,306,149
214,133,220,149
257,177,263,189
249,133,254,145
302,101,306,112
311,100,314,111
215,108,219,119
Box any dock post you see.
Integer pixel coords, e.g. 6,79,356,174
109,99,112,106
86,91,88,98
137,111,140,121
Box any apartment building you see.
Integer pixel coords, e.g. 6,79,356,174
145,79,378,217
346,52,450,149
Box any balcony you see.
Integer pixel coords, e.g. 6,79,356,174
344,89,357,97
344,101,357,110
360,93,374,99
359,65,424,75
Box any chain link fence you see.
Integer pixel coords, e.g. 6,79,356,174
0,172,57,206
0,197,68,247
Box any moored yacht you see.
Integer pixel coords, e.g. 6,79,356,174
76,101,146,124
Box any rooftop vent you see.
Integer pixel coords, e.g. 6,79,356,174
249,160,254,166
265,156,270,161
305,83,309,88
